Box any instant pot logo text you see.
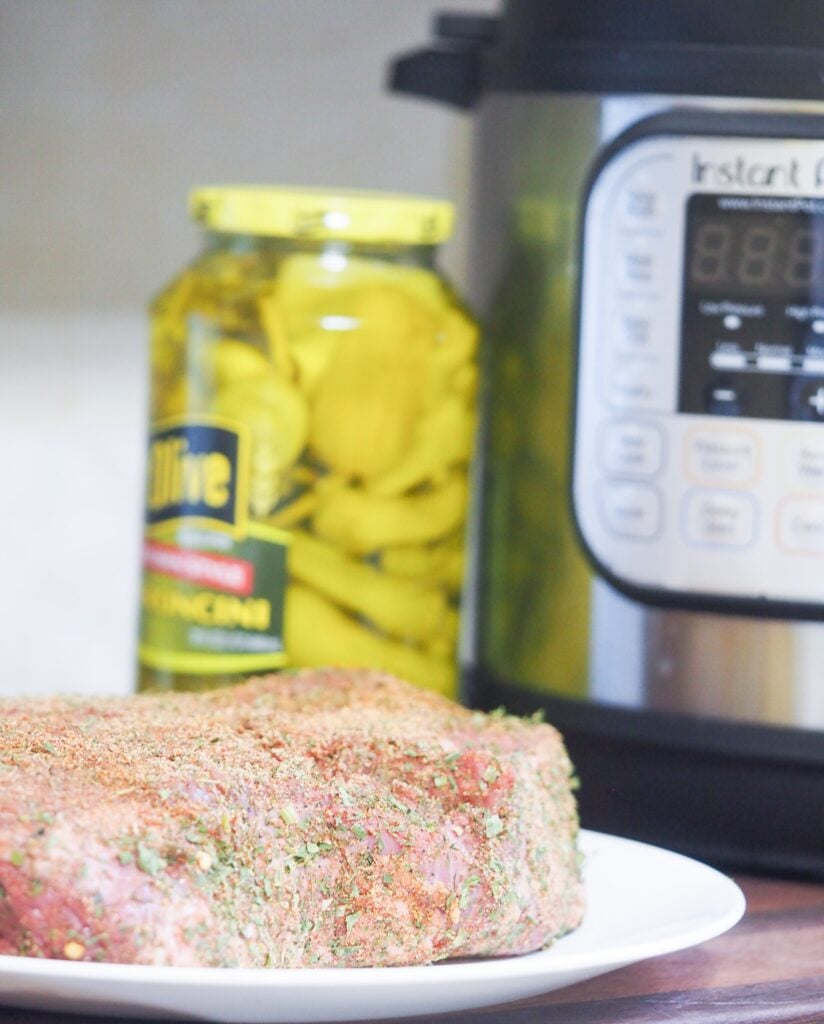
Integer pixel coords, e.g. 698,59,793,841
691,153,824,191
146,421,244,531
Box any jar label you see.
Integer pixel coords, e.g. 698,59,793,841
138,417,289,675
146,419,246,532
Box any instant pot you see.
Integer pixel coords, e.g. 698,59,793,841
392,0,824,875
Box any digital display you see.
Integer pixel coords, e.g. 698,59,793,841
680,194,824,422
687,195,824,297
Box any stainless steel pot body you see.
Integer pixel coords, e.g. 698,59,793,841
471,91,824,730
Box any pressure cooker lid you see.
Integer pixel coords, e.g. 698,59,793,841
498,0,824,48
390,0,824,107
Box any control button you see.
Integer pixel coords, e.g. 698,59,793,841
704,377,745,417
625,190,658,219
618,240,659,290
613,302,656,354
686,429,760,486
598,481,661,540
777,497,824,555
790,377,824,421
709,349,749,371
609,359,661,409
683,490,756,548
755,352,793,373
599,420,664,476
809,388,824,416
783,435,824,489
619,180,664,227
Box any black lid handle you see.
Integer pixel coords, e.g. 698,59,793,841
387,13,499,110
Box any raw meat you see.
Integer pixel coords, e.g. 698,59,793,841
0,670,583,967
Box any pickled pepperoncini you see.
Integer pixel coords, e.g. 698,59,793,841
138,187,478,698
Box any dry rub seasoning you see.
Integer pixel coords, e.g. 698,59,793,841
138,187,478,697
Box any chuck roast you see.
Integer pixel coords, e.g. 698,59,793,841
0,670,583,967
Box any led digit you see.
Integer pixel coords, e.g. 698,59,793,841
690,222,732,286
783,228,822,289
737,225,779,288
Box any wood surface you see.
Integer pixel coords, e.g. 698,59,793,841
0,875,822,1024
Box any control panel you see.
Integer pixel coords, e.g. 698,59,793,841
573,115,824,612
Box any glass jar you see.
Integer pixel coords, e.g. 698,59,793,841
138,187,478,699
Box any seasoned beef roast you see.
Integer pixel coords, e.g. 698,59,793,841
0,670,583,967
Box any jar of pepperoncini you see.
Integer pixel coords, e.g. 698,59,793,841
138,187,478,699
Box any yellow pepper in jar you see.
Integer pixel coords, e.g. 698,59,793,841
138,187,477,699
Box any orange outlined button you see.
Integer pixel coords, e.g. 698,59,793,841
777,496,824,556
685,427,760,487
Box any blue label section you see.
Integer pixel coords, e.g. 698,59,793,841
146,421,243,530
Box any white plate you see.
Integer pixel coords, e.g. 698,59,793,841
0,830,745,1023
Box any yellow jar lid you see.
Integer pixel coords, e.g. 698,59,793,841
189,186,454,244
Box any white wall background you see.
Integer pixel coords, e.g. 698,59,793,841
0,0,496,697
